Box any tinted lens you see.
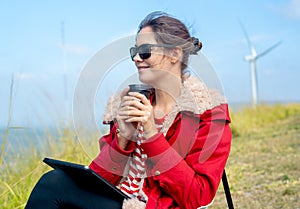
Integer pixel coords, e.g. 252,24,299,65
138,44,151,60
129,44,151,61
130,47,137,60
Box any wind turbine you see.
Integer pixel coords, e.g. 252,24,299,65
239,20,282,106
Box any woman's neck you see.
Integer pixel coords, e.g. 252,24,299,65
149,71,182,118
153,84,181,118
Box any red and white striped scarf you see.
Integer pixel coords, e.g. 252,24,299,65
120,124,148,202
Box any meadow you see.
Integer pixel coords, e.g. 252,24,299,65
0,103,299,208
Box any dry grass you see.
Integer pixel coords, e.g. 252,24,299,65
214,104,300,209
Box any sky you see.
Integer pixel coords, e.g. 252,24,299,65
1,0,300,128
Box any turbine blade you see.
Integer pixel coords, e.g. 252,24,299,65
256,41,282,59
238,18,257,56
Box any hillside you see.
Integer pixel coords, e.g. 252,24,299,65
214,104,300,208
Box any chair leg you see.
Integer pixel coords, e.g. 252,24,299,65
222,169,234,209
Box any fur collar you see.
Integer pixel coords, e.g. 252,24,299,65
103,76,227,135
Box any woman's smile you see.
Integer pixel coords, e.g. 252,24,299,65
137,65,150,72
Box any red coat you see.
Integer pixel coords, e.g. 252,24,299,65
90,77,232,208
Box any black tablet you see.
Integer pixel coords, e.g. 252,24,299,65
43,157,129,202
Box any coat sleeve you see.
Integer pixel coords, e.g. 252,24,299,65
89,123,135,185
141,104,232,208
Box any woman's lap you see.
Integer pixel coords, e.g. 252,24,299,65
25,169,122,209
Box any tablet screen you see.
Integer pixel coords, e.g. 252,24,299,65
43,157,128,202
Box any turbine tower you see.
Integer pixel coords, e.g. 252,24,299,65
239,20,282,106
61,21,68,126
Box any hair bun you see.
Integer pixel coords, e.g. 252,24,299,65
190,37,202,55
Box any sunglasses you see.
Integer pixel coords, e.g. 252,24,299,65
129,43,175,61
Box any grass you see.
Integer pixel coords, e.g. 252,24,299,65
0,103,300,208
213,103,300,208
0,75,15,166
0,127,99,209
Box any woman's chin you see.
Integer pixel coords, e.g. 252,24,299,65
138,75,154,85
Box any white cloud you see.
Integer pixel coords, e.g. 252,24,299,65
58,43,92,56
14,72,50,81
283,0,300,19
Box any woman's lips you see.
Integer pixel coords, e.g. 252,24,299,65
137,66,150,72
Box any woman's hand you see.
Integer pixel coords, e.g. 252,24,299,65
116,88,137,149
119,91,158,139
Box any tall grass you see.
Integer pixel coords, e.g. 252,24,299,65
0,103,299,208
0,75,15,166
0,126,100,208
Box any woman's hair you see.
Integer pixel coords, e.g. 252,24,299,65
138,11,202,70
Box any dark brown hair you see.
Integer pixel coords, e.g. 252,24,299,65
138,11,202,70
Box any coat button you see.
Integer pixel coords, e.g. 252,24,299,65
112,166,117,171
155,170,160,176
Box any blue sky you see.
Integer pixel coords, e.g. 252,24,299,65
1,0,300,127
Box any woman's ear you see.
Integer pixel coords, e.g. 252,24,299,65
170,47,183,64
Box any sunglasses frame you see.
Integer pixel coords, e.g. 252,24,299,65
129,43,175,61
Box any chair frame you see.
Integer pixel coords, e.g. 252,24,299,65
222,170,234,209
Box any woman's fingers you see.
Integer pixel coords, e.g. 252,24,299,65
118,91,157,138
118,108,148,117
125,115,149,123
118,106,151,123
121,94,150,110
120,96,140,107
128,92,151,106
118,91,153,124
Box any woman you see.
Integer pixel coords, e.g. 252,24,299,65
25,11,231,209
90,11,231,209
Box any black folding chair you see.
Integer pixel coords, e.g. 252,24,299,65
222,170,234,209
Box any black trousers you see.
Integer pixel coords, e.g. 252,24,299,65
25,169,122,209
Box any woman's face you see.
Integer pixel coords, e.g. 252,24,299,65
133,26,174,85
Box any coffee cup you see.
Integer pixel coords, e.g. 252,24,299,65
127,84,153,99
